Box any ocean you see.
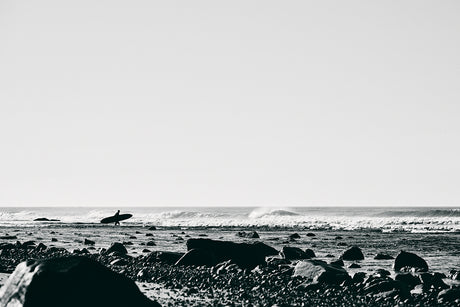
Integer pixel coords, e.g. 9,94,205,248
1,206,459,232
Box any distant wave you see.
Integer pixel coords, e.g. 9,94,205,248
157,210,228,219
248,208,299,219
378,209,460,217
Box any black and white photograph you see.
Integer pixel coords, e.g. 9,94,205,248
0,1,459,306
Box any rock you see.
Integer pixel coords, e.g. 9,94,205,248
22,241,35,247
374,253,394,260
352,272,366,284
175,248,217,266
236,231,260,239
420,272,449,290
335,236,343,240
289,233,301,240
186,239,278,269
129,236,137,239
146,233,153,237
146,241,156,246
35,243,47,251
374,269,391,277
110,258,129,266
363,278,409,298
148,226,157,230
438,288,460,303
265,256,291,267
340,246,364,261
349,263,361,268
330,259,344,267
84,239,95,245
142,249,150,253
106,243,127,255
145,251,184,264
337,242,347,247
0,256,160,307
306,233,316,237
393,251,428,272
395,273,421,289
293,260,350,285
304,249,316,258
123,241,133,246
449,269,460,280
51,238,58,242
280,246,312,260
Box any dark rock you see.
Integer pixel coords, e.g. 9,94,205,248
449,269,460,280
364,278,409,298
337,242,347,246
0,256,160,307
148,226,157,230
293,260,350,285
122,241,133,246
420,272,449,290
22,241,35,247
349,263,361,268
289,233,301,240
340,246,364,261
186,239,278,269
335,236,343,240
35,243,47,251
146,233,153,237
393,251,428,272
265,256,291,267
236,231,260,239
146,241,156,246
325,254,335,258
142,249,150,253
304,249,316,258
145,251,184,265
280,246,312,260
106,243,127,255
375,269,391,277
374,253,394,260
84,239,95,245
129,236,137,239
330,259,344,267
175,248,217,266
306,233,316,237
438,288,460,303
352,272,366,283
51,238,58,242
395,273,421,289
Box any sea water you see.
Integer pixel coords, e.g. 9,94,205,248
0,206,459,232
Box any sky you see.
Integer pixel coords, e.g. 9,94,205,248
0,1,459,207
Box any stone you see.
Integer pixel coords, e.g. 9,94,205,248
145,251,184,265
304,249,316,258
146,241,156,246
280,246,312,260
340,246,364,261
175,248,217,266
289,233,301,240
105,242,127,255
84,239,95,245
186,239,278,269
306,233,316,237
148,226,157,230
395,273,421,289
393,251,428,272
293,260,350,285
349,263,361,268
438,288,460,303
330,259,344,267
0,256,160,307
374,253,394,260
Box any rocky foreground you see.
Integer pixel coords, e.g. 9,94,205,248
0,235,459,306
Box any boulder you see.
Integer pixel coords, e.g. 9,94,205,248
340,246,364,261
304,249,316,258
438,288,460,303
175,248,217,266
420,272,449,290
144,251,184,265
289,233,301,240
349,263,361,268
148,226,157,230
146,241,156,246
84,239,95,245
0,256,160,307
393,251,428,272
105,242,127,255
293,260,350,285
374,253,394,260
280,246,312,260
330,259,344,267
395,273,421,289
306,233,316,237
186,239,278,269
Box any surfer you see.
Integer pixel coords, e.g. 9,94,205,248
114,210,120,226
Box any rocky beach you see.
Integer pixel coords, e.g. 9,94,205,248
0,222,459,306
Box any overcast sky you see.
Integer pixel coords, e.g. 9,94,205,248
1,1,459,207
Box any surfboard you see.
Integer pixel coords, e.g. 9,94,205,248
100,214,132,224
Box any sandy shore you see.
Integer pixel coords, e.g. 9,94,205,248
1,224,459,306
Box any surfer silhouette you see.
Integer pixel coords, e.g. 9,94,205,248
114,210,120,226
